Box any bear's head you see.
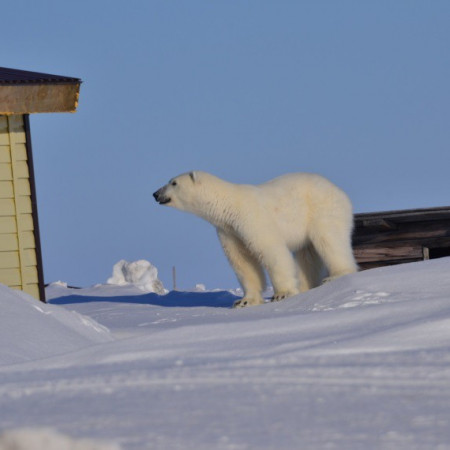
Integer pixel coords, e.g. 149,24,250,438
153,171,200,212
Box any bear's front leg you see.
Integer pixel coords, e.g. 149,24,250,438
217,230,267,308
259,243,300,302
236,230,300,303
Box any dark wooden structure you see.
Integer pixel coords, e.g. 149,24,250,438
353,207,450,270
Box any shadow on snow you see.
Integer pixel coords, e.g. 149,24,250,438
49,290,239,309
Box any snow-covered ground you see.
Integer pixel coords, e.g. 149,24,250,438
1,258,450,449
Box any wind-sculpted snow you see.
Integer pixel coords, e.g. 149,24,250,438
1,258,450,449
0,285,113,366
106,260,166,294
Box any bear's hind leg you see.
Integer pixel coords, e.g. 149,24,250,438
310,225,358,282
251,240,299,301
295,242,324,292
217,230,266,308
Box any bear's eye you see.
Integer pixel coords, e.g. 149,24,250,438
171,181,177,186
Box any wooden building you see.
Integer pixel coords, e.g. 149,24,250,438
353,207,450,270
0,67,81,301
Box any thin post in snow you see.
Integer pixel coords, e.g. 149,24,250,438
172,266,177,291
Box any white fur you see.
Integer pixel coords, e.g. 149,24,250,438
154,171,358,307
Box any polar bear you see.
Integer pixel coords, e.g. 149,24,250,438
153,171,357,307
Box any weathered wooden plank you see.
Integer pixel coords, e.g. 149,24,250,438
0,84,80,114
0,251,19,269
355,207,450,225
357,258,422,271
354,237,450,257
353,220,450,245
361,219,397,231
353,244,423,263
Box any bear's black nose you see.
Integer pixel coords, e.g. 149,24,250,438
153,189,171,205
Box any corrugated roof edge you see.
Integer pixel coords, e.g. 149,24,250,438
0,67,81,85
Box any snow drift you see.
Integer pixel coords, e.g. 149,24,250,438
106,260,166,294
0,284,113,366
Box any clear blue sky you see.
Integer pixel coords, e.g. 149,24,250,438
3,1,450,289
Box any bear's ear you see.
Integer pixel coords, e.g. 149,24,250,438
189,171,197,183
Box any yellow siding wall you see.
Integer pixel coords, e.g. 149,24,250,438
0,115,40,299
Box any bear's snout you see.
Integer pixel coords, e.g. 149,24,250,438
153,188,171,205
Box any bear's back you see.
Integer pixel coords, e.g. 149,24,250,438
256,173,352,245
258,172,340,203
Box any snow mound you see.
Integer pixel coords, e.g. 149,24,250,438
0,284,113,366
0,428,120,450
106,260,166,294
49,280,68,288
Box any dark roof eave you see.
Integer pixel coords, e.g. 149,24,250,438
0,67,81,85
